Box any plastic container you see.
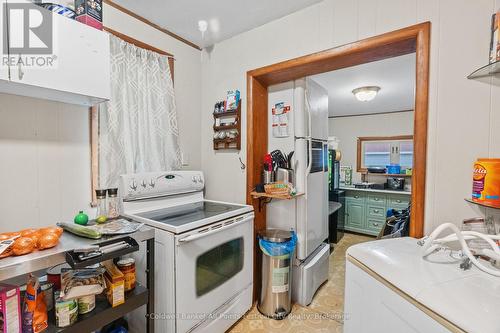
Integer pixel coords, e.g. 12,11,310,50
257,230,297,320
386,164,401,174
472,158,500,207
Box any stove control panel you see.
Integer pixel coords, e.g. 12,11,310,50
120,171,204,201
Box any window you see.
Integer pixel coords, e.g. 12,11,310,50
196,238,244,297
357,136,413,172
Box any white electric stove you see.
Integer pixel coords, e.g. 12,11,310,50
121,171,254,333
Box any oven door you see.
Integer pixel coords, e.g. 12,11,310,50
174,212,254,333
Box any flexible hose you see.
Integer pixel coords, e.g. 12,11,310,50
421,223,500,277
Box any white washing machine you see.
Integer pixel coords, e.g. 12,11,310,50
344,237,500,333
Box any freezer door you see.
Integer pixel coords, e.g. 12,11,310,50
294,79,307,138
306,78,329,141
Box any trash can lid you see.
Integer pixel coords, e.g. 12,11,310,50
260,229,293,243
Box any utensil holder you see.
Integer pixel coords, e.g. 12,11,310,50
263,170,275,184
276,168,294,186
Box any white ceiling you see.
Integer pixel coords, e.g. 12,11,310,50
311,53,416,117
112,0,323,48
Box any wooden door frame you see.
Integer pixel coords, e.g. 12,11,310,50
247,22,430,251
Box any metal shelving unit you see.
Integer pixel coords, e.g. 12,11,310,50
47,285,148,333
0,227,155,333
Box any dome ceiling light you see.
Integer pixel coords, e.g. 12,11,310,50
352,86,381,102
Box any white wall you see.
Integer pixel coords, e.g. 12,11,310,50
201,0,500,233
330,111,414,184
0,7,201,231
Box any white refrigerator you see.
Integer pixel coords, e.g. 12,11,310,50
267,77,330,306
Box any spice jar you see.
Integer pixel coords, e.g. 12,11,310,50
107,188,120,219
117,258,136,291
95,189,107,224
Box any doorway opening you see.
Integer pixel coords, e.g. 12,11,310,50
246,22,430,299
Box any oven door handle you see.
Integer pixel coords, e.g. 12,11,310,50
177,214,253,245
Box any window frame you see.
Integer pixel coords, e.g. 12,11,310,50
356,135,414,173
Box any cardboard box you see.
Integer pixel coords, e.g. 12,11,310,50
75,0,102,30
103,261,125,308
0,284,21,333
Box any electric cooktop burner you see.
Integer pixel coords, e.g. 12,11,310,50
135,201,243,227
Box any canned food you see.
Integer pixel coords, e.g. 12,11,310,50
41,282,54,311
117,258,136,291
55,291,78,328
47,263,71,290
77,294,95,314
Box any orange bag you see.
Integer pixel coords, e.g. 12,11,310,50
22,275,48,333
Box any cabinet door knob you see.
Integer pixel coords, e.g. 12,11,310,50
373,222,379,227
354,195,359,199
373,209,379,213
375,198,379,201
396,199,401,203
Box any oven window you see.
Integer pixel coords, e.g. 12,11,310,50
196,238,244,297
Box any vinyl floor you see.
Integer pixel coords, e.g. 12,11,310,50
228,233,374,333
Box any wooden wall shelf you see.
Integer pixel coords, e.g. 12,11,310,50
213,109,239,118
213,100,241,150
250,191,304,200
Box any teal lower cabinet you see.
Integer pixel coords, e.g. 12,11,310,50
345,199,365,232
342,190,410,236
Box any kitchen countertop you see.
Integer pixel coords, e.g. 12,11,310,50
340,186,411,196
329,202,342,215
0,226,154,281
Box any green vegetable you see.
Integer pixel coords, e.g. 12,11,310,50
57,222,102,239
74,211,89,225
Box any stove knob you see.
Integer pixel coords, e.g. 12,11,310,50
149,179,156,188
192,176,197,183
141,180,147,188
130,180,137,191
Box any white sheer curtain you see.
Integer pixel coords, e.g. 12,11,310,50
99,35,181,188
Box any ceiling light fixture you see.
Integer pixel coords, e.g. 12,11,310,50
352,86,380,102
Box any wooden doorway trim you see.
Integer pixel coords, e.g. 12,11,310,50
247,22,430,260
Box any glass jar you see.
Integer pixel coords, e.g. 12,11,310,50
117,257,136,291
95,189,107,223
107,188,120,219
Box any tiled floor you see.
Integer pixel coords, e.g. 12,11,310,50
229,233,374,333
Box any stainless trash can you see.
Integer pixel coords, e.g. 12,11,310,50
257,229,295,320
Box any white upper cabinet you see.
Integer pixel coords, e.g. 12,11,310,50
1,0,110,106
0,0,8,81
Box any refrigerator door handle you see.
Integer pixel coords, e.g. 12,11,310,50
305,88,313,140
